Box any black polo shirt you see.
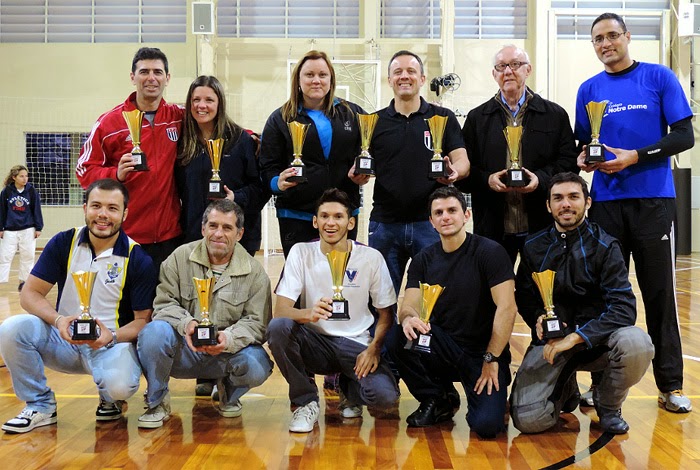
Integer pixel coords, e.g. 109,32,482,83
370,97,464,223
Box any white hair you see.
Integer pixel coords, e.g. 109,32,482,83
493,44,530,65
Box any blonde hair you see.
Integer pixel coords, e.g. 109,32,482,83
3,165,28,187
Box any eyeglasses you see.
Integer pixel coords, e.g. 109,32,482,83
493,61,529,72
591,31,625,45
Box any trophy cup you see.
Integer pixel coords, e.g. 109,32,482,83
585,101,608,164
192,277,219,346
504,125,528,187
404,282,444,353
354,113,379,176
426,115,449,179
532,270,565,339
206,138,226,199
122,109,149,171
287,121,309,183
326,250,351,321
71,270,99,340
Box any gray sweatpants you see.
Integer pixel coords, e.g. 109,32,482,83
510,326,654,434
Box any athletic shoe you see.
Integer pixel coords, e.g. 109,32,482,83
289,401,320,433
658,390,692,413
217,400,243,418
596,407,629,434
580,385,596,407
338,399,362,418
138,393,171,429
195,380,215,397
2,408,57,434
96,399,126,421
406,398,454,427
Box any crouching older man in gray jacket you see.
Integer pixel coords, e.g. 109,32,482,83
137,199,273,428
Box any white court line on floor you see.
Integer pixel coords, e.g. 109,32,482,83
683,354,700,362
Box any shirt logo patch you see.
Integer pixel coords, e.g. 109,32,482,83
424,131,433,151
344,120,352,131
166,127,179,142
345,269,358,285
105,262,122,284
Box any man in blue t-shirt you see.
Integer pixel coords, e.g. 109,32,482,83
0,179,157,434
574,12,694,413
386,186,517,439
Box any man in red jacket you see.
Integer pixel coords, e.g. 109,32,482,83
76,47,183,269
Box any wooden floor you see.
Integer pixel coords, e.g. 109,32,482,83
0,253,699,469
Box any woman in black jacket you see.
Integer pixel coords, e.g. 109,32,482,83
259,50,369,257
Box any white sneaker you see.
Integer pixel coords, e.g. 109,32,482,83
338,394,362,418
659,390,692,413
289,401,320,433
138,393,171,429
218,400,242,418
2,408,57,434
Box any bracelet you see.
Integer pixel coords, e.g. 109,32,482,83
54,315,64,328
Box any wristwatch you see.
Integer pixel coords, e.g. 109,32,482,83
105,330,118,349
483,352,499,363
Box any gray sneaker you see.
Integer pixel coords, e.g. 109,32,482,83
138,393,171,429
580,385,596,407
338,389,362,418
289,401,319,433
217,400,243,418
658,390,692,413
96,399,126,421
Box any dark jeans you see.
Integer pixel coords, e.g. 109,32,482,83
266,318,399,408
386,324,511,438
141,235,183,273
368,220,440,294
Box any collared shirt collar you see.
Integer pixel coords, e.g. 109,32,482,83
386,97,430,117
499,89,527,118
77,226,131,258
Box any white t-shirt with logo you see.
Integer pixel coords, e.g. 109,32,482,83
276,240,397,345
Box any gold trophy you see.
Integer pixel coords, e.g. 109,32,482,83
585,101,608,164
426,115,449,179
326,250,351,321
405,282,444,353
287,121,309,183
532,270,565,339
354,113,379,176
504,125,528,187
71,271,99,340
192,277,218,346
122,109,149,171
206,138,226,199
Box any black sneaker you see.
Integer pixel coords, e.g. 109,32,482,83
596,406,629,434
96,400,126,421
406,398,454,427
195,380,215,397
2,408,57,433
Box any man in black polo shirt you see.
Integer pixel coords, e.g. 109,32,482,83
363,50,469,293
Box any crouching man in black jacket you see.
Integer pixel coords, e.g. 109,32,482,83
510,172,654,434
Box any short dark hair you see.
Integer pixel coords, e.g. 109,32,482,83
387,50,425,77
84,178,129,208
591,12,627,33
315,188,353,218
202,199,244,229
548,172,590,201
131,47,169,74
428,186,468,213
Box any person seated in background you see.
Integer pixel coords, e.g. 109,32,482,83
0,179,157,433
137,199,273,429
267,188,399,433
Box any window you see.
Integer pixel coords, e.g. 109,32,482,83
0,0,186,43
381,0,441,39
26,132,86,206
217,0,359,38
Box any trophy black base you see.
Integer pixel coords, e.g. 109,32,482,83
72,318,99,341
542,316,566,340
429,160,447,180
585,144,605,164
404,332,432,353
329,299,350,321
207,181,227,200
287,165,307,184
132,152,149,172
506,168,528,187
354,156,375,176
192,324,219,346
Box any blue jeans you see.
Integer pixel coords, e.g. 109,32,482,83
137,320,273,408
0,314,141,414
368,220,440,294
266,318,399,407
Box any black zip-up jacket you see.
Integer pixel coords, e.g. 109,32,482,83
515,219,636,348
258,99,365,214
